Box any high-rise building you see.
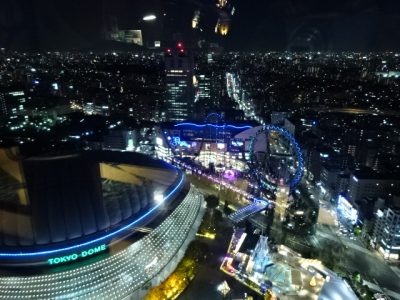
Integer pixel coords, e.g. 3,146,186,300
372,207,400,260
4,90,26,116
196,74,211,104
347,169,400,204
164,43,194,121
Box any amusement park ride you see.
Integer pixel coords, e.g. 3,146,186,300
162,112,305,224
159,115,355,299
167,113,304,193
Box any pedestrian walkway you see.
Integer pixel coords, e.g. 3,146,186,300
228,202,269,223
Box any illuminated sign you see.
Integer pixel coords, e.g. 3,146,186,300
178,140,191,148
231,140,244,147
337,195,358,225
170,136,181,146
223,169,236,181
217,143,225,150
48,244,107,265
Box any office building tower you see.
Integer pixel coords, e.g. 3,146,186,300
164,43,194,121
196,73,211,104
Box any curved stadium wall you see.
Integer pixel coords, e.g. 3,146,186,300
0,150,190,266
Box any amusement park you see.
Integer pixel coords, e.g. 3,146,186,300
156,112,303,200
154,113,358,300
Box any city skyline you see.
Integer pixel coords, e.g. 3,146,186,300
0,2,400,299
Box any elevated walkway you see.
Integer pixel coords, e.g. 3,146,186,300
228,201,269,223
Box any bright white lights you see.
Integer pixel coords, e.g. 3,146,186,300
217,143,225,150
337,195,358,225
142,14,156,21
156,137,163,146
154,192,164,203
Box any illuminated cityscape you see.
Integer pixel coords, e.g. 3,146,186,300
1,1,400,300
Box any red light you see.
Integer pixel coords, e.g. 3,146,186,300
166,48,171,52
177,42,183,48
180,48,184,53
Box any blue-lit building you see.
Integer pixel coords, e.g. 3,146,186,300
156,121,304,194
156,121,255,172
0,147,205,299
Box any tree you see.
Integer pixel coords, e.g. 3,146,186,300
145,286,165,300
205,195,219,209
352,271,362,285
186,241,208,262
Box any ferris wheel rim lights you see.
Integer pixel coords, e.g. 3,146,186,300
248,124,304,188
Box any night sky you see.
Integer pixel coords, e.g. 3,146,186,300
1,0,400,51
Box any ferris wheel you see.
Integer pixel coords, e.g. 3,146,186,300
248,125,304,189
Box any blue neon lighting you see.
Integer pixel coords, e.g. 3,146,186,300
254,198,270,206
170,136,181,146
249,124,304,188
174,123,252,130
0,171,185,258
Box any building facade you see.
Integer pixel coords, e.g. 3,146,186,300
372,207,400,260
348,170,400,204
164,44,194,121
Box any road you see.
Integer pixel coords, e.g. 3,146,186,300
301,181,400,296
315,223,400,295
186,167,400,297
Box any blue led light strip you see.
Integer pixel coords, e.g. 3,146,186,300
174,123,253,130
0,171,185,258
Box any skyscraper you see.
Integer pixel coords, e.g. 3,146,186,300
372,206,400,260
164,43,194,121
